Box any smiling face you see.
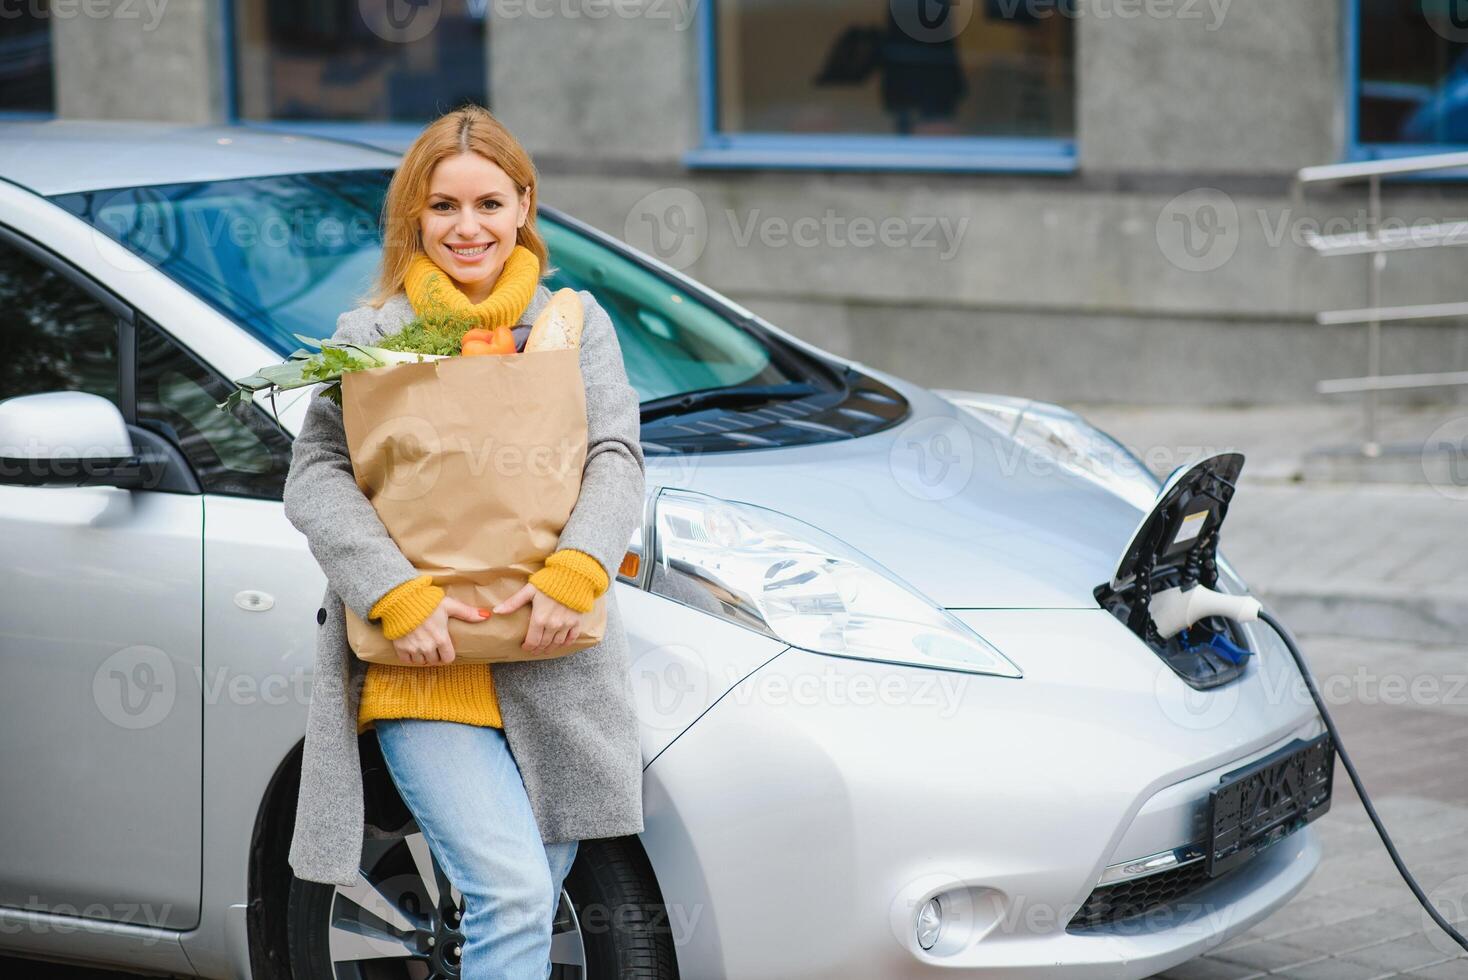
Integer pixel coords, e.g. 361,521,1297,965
419,151,531,304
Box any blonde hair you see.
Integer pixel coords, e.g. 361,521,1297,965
369,103,550,307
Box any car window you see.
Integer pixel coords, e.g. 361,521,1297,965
136,318,292,500
51,170,391,359
540,221,797,403
0,237,119,405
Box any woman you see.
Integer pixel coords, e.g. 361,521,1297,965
281,104,646,979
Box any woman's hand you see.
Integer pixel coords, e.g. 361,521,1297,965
390,597,489,666
494,583,584,653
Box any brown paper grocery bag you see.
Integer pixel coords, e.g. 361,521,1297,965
338,346,607,665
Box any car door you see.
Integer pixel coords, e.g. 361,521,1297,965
0,230,203,930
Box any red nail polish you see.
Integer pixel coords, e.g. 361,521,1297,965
478,608,493,617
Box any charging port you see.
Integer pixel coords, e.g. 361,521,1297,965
1094,452,1252,690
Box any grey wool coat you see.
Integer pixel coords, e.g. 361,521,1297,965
283,284,647,887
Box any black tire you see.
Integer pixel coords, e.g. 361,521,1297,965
285,833,678,980
563,836,679,980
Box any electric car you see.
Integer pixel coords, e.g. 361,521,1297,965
0,122,1327,979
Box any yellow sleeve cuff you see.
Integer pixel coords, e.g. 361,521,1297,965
528,549,610,614
369,574,444,640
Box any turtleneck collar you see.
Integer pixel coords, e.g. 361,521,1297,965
402,243,541,329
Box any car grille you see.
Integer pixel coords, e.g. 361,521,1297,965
1068,859,1230,931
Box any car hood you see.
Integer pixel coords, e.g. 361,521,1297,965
643,380,1152,609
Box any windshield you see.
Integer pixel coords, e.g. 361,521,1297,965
50,168,809,404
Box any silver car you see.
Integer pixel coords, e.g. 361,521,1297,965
0,122,1324,979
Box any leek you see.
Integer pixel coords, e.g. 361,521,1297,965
218,301,480,414
215,334,452,413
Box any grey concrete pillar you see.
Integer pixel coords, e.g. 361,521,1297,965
488,0,699,164
52,0,224,123
1078,0,1342,173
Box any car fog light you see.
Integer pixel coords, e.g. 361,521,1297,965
916,897,942,950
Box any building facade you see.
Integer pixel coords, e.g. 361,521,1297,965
7,0,1468,405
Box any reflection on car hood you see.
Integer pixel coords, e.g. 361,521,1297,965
643,381,1149,609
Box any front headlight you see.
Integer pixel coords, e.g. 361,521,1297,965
648,488,1022,678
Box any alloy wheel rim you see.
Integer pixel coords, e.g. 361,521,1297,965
323,829,586,978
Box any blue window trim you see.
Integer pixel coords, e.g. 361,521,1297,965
1346,0,1468,173
685,0,1076,175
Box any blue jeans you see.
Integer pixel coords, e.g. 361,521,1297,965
375,718,579,980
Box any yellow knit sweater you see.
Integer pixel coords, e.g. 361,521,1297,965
356,550,611,735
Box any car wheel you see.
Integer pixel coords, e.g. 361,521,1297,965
285,829,676,979
562,834,678,979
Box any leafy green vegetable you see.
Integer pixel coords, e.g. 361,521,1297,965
215,294,484,415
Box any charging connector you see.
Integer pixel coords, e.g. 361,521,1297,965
1149,584,1262,640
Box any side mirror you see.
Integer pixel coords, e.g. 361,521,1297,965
0,391,161,489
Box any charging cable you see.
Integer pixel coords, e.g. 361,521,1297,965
1149,584,1468,952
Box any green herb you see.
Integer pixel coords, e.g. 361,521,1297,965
215,294,481,415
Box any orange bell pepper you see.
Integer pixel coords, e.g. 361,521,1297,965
460,325,517,357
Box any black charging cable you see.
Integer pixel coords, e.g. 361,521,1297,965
1258,608,1468,953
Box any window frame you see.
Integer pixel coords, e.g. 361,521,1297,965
133,313,295,501
0,223,134,418
686,0,1077,175
0,1,57,120
1346,0,1468,168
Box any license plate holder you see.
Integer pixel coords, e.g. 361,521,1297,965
1207,733,1334,878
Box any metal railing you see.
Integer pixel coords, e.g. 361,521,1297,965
1293,151,1468,455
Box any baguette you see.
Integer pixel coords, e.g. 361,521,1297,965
523,288,586,352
